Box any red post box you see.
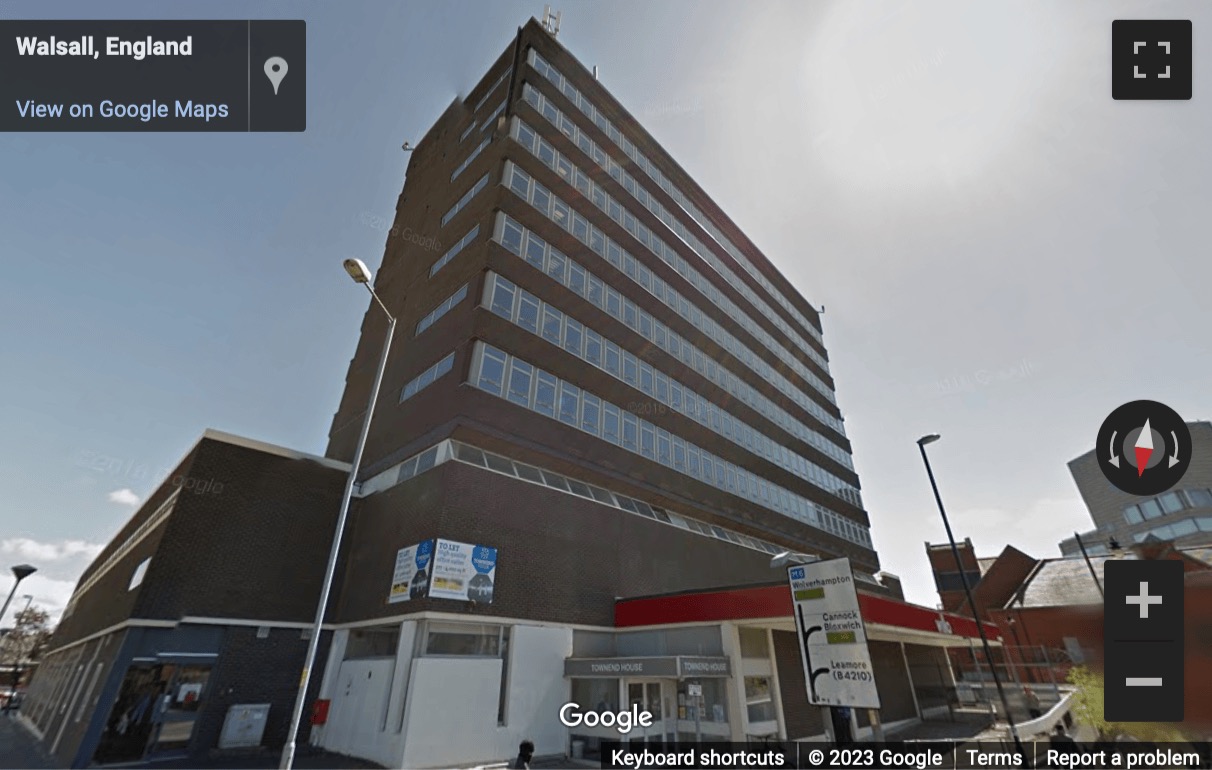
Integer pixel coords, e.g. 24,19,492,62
310,699,331,725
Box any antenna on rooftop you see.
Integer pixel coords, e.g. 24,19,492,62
542,5,562,37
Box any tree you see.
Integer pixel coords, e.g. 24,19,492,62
0,605,53,687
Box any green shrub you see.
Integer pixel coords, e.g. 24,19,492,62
1066,666,1190,741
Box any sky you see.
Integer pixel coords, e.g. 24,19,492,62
2,0,1210,623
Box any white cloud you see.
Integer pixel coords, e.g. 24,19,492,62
107,488,140,507
0,538,104,563
0,539,107,629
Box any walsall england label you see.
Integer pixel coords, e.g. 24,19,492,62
788,557,881,709
1,20,305,131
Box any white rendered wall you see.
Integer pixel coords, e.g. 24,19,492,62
501,624,573,755
401,657,504,768
400,624,572,768
310,629,349,749
314,622,419,768
323,658,395,763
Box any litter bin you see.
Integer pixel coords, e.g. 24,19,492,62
571,739,585,759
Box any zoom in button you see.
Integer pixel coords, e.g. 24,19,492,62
1103,560,1184,722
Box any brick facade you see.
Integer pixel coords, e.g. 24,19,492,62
192,627,333,756
334,460,791,627
325,19,879,582
25,435,350,767
771,629,824,739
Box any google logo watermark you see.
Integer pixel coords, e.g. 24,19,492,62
558,704,653,734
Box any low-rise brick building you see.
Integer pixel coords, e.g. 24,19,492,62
927,539,1212,735
20,431,350,767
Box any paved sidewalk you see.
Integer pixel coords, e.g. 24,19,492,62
0,713,380,770
0,716,596,770
142,749,383,769
469,757,598,770
0,713,60,769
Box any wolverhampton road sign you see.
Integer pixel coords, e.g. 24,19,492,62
788,557,881,709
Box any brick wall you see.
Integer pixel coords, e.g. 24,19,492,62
867,640,916,723
193,627,333,754
48,438,349,655
134,438,349,623
50,452,197,648
771,629,823,739
333,460,792,627
30,633,121,766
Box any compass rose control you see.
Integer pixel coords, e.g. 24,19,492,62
1095,401,1192,496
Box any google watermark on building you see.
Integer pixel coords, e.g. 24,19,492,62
558,703,653,734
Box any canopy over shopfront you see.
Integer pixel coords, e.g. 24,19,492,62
614,581,1003,647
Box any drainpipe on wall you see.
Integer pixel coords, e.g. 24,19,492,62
720,624,746,742
765,628,788,740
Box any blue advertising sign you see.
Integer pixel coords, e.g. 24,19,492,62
388,539,435,604
387,538,495,604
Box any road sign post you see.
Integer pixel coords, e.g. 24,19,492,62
685,682,704,743
788,558,881,711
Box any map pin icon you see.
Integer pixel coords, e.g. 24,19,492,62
264,57,288,95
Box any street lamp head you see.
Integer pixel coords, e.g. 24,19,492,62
917,434,941,447
343,258,373,285
10,565,35,581
769,551,821,570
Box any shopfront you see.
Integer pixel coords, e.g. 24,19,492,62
611,583,1006,744
92,655,215,764
563,655,733,755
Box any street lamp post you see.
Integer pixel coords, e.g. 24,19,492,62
916,435,1025,756
0,565,37,627
279,259,397,770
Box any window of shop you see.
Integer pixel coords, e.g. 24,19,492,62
572,632,616,657
676,678,728,740
424,622,504,656
571,678,620,714
744,676,776,724
739,628,769,659
568,678,621,760
345,625,401,659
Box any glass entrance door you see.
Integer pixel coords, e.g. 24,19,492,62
626,680,666,744
146,664,212,757
93,664,161,765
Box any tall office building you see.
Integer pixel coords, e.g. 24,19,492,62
327,19,875,592
1061,421,1212,556
312,19,887,766
22,21,988,770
